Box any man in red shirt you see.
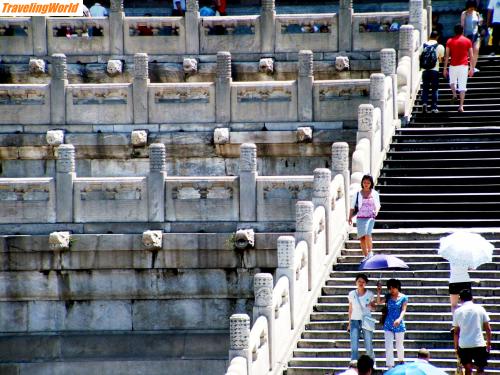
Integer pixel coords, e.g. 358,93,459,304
443,24,475,112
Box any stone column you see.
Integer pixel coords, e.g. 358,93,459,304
239,143,257,222
50,54,67,125
398,25,416,99
216,51,232,123
425,0,432,39
253,273,274,370
298,50,314,122
109,0,124,55
56,144,75,223
312,168,331,257
185,0,200,54
338,0,353,51
370,73,386,152
409,0,424,46
331,142,350,220
380,48,398,121
260,0,276,54
228,314,251,375
276,236,296,328
357,104,375,176
148,143,167,222
32,17,47,56
295,201,314,290
133,53,149,124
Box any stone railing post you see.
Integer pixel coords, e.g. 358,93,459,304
185,0,200,54
409,0,424,46
56,144,75,223
380,48,398,121
424,0,432,39
239,143,257,221
312,168,332,256
357,104,375,176
50,54,67,125
133,53,149,124
338,0,353,51
148,143,166,222
216,51,232,123
276,236,296,328
399,25,415,97
295,201,314,290
331,142,350,219
298,50,314,122
109,0,125,54
253,273,274,370
370,73,386,151
228,314,251,375
32,17,47,56
260,0,276,54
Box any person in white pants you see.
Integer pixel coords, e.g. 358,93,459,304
377,278,408,369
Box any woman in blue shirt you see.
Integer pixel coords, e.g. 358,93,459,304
376,278,408,369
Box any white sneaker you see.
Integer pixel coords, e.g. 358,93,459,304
367,251,374,259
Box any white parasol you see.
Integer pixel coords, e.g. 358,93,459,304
438,231,494,269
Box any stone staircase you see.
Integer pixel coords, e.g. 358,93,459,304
286,56,500,374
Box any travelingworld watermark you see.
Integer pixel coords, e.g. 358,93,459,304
1,0,83,16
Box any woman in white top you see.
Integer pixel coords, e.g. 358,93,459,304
449,263,472,313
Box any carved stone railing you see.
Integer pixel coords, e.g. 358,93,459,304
0,84,50,124
0,17,33,54
200,15,259,54
352,11,409,51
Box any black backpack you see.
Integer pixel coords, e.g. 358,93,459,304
419,43,438,70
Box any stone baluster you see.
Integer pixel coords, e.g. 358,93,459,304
185,0,200,54
370,73,386,152
338,0,353,51
239,143,257,221
331,142,350,219
298,50,314,122
32,17,47,56
50,54,67,125
56,144,75,223
260,0,276,54
398,25,416,99
409,0,424,46
276,236,296,328
424,0,432,39
312,168,332,256
253,273,274,370
357,104,375,176
228,314,251,375
148,143,167,222
295,201,314,290
109,0,124,54
216,51,232,123
380,48,398,121
133,53,149,124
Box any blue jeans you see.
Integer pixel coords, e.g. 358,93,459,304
350,319,374,360
421,69,439,109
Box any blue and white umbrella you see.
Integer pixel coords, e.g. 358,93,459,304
438,231,494,269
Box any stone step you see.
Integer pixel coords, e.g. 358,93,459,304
378,184,500,194
411,114,500,124
396,126,500,134
375,218,500,228
336,253,500,265
308,311,500,322
305,320,500,331
379,192,500,203
349,230,500,241
333,261,500,272
295,338,474,349
389,141,500,151
382,167,500,176
377,210,500,220
317,295,500,305
323,277,500,288
386,149,500,160
383,158,500,168
313,302,500,313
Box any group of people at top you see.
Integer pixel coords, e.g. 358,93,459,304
420,0,500,113
346,176,491,374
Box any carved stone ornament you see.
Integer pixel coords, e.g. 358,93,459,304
107,60,123,76
186,0,199,12
56,144,75,173
239,143,257,173
49,231,71,250
399,25,415,51
358,104,375,132
134,53,149,80
29,58,46,75
213,128,230,144
131,130,148,147
216,51,232,79
110,0,124,12
46,129,64,146
331,142,349,172
295,201,314,232
51,53,67,80
259,58,274,74
254,273,273,307
380,48,396,75
298,50,313,77
277,236,295,268
370,73,385,101
261,0,275,12
183,58,198,75
142,230,163,249
313,168,331,198
335,56,350,72
234,228,255,250
149,143,166,172
296,127,313,143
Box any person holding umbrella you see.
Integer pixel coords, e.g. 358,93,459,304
348,174,381,262
376,278,408,370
